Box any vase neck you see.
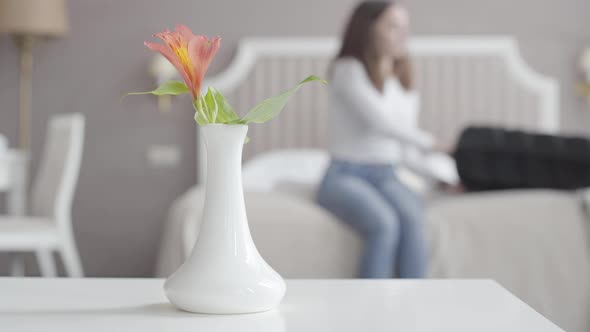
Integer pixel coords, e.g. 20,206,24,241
197,124,254,259
200,124,248,209
201,124,248,153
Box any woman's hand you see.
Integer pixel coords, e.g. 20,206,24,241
438,182,465,193
432,143,454,155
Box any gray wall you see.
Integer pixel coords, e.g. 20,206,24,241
0,0,588,277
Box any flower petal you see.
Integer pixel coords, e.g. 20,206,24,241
144,41,194,94
175,24,194,41
188,36,221,95
154,31,181,50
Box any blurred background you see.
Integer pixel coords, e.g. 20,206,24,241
0,0,589,330
2,0,589,277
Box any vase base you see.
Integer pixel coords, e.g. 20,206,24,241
164,270,286,314
167,300,279,315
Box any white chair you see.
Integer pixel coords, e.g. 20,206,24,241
0,114,85,277
0,134,9,190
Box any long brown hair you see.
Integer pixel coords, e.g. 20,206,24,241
336,1,413,91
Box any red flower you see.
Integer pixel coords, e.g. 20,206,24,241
144,24,220,99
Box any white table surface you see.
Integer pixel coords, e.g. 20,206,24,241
0,278,563,332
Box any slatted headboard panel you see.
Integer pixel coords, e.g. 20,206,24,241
197,37,559,182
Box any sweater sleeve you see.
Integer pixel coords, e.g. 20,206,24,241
331,59,434,150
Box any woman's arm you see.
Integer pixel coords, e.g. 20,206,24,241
331,59,434,150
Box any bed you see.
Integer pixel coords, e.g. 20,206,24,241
156,36,590,332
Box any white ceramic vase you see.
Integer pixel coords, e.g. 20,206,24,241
164,124,286,314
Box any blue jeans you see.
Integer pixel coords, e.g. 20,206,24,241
316,159,429,278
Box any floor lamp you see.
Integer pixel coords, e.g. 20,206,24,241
0,0,69,150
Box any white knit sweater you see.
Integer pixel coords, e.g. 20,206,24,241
327,57,434,164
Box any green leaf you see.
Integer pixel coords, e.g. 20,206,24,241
240,75,327,124
123,81,190,101
210,87,240,124
228,118,247,124
194,112,208,125
193,88,241,125
193,99,209,125
203,88,219,123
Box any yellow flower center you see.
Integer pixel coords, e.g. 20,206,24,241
174,46,194,79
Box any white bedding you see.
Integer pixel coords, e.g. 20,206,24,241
426,190,590,332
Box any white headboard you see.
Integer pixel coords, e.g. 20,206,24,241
197,36,559,182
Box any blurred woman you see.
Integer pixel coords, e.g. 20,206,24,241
316,1,432,278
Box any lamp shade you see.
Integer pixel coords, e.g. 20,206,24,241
0,0,68,36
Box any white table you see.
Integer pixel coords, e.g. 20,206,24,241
0,278,563,331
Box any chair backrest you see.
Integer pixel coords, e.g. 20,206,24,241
0,134,6,153
0,134,8,189
31,114,85,226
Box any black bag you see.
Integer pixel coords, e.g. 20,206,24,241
454,126,590,190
